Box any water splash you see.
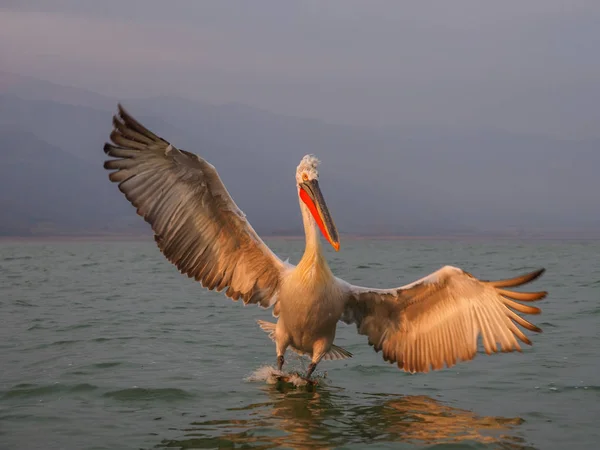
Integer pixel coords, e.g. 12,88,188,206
245,365,326,388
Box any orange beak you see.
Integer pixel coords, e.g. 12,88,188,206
299,179,340,251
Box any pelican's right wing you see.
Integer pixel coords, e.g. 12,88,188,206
103,104,290,308
339,266,546,373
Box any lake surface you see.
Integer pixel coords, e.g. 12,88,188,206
0,237,598,449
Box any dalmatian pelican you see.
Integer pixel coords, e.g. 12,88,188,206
103,105,547,380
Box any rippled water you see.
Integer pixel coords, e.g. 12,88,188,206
1,238,599,449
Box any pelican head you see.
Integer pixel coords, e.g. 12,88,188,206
296,155,340,251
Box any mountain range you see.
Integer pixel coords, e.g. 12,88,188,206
1,71,599,237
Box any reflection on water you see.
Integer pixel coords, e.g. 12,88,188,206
155,385,534,449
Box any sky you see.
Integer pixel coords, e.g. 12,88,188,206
1,0,599,139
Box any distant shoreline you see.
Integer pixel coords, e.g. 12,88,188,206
2,232,600,242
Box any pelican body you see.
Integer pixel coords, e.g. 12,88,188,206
103,105,547,380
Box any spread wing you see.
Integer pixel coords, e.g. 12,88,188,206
339,266,546,373
103,104,289,308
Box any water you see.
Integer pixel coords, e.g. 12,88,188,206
1,237,599,449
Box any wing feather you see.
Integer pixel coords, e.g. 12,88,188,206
340,266,546,373
103,104,289,308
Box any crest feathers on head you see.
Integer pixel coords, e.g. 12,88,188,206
296,154,321,183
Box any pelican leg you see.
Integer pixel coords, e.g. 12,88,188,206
306,362,317,379
306,339,328,379
276,333,289,372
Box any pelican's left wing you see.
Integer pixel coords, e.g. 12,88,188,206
339,266,546,373
103,104,289,308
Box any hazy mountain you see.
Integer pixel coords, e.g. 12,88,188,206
0,127,142,235
0,71,115,110
1,72,599,237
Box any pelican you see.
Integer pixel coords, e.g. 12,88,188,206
103,105,547,380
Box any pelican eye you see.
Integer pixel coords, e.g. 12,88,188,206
302,173,309,182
